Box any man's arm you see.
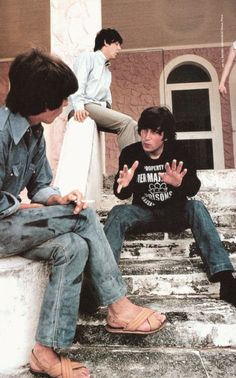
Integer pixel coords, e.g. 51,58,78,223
219,43,236,97
26,135,61,204
46,189,87,214
0,137,20,218
70,53,92,122
0,191,19,219
113,148,138,199
158,142,201,197
116,161,139,193
27,134,87,214
158,160,187,188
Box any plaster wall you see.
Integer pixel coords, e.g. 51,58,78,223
102,0,236,49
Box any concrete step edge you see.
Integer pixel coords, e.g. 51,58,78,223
5,346,236,378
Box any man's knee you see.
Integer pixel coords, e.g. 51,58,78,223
107,205,130,222
80,207,97,222
123,115,136,128
185,200,208,217
52,233,89,264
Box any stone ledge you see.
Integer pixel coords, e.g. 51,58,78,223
0,257,49,374
3,346,236,378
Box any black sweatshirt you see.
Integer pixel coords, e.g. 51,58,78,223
114,141,201,210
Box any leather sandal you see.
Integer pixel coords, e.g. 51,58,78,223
105,307,166,334
30,349,88,377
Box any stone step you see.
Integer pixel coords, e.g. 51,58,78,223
120,227,236,261
103,169,236,192
197,169,236,191
102,170,236,209
7,346,236,378
75,296,236,349
118,256,236,296
99,192,236,211
97,198,236,229
61,346,236,378
195,190,236,209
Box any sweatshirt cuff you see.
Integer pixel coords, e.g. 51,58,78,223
0,192,20,219
74,102,85,111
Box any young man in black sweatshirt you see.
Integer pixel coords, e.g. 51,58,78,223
104,106,236,307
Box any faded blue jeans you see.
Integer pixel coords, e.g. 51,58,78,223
0,205,126,348
104,200,234,282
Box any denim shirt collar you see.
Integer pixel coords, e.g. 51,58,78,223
0,106,42,145
9,112,31,145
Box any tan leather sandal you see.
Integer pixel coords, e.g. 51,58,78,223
106,307,166,334
30,349,88,377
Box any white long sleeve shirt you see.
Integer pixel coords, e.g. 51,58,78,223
70,50,112,111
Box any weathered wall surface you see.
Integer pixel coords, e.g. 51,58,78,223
0,0,50,59
102,0,236,49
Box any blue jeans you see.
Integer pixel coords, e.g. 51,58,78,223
104,200,234,282
0,205,126,348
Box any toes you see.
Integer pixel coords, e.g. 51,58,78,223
154,312,166,323
159,314,166,323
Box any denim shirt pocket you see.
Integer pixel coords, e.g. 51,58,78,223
3,162,23,194
4,162,36,192
22,163,36,187
5,162,22,182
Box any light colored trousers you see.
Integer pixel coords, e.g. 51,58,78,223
85,103,139,151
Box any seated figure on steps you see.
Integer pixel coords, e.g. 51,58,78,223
104,106,236,308
0,50,166,378
69,28,139,151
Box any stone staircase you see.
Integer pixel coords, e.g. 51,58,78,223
6,170,236,378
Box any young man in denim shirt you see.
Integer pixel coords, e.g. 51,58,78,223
104,106,236,308
0,51,165,378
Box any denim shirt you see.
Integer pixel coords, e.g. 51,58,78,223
0,106,60,219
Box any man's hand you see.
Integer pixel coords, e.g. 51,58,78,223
219,83,227,97
117,161,139,193
158,159,187,187
74,109,90,122
47,190,87,214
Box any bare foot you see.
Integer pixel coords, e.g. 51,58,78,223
30,343,90,377
107,297,166,332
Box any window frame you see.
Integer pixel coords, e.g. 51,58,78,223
160,54,224,169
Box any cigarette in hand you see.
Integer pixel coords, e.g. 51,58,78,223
81,199,95,203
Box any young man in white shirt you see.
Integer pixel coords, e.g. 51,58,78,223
70,28,139,151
